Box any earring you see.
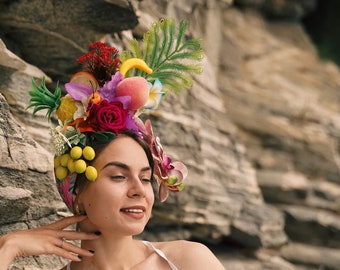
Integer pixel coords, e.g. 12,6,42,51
74,203,80,215
74,203,86,216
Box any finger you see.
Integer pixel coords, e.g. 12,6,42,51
49,246,83,262
47,238,94,261
44,215,87,230
60,241,95,258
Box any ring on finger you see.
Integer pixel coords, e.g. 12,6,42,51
61,237,66,248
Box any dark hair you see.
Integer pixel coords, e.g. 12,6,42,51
72,130,155,213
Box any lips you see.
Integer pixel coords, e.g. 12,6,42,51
120,206,146,219
120,206,146,212
120,208,144,213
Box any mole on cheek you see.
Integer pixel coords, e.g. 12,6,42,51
88,203,92,207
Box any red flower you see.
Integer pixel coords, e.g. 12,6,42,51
86,100,128,134
77,42,120,85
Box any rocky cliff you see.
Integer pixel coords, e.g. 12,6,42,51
1,0,340,269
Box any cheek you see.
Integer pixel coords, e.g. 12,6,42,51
81,183,121,216
147,185,155,205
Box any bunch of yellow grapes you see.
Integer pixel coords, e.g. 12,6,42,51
54,146,97,181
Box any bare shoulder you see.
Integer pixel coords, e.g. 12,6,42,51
154,240,225,270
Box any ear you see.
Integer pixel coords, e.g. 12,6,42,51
72,188,87,215
72,187,82,204
72,193,77,203
72,187,78,202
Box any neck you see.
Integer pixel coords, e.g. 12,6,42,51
72,234,146,270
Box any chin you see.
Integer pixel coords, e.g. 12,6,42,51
124,224,147,236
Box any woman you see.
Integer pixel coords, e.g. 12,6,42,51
0,132,224,269
1,19,225,269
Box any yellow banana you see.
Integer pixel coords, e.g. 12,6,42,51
119,58,153,76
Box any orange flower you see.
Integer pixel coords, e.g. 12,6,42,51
68,118,95,133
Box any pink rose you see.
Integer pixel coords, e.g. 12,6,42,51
87,100,128,134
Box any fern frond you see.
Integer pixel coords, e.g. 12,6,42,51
27,77,61,120
179,38,202,51
120,50,132,62
150,71,193,93
154,19,169,68
175,20,188,51
149,23,160,69
122,18,203,93
158,62,202,73
143,28,154,71
167,50,203,61
165,18,176,57
128,39,142,59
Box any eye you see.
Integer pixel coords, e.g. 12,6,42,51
111,175,126,181
140,174,152,183
141,178,152,183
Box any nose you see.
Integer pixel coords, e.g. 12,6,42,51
127,177,146,198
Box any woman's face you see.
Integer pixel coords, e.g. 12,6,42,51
77,135,155,236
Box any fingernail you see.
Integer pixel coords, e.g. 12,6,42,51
77,255,83,261
89,250,95,254
94,231,101,236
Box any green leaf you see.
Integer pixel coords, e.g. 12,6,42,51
150,71,193,93
121,18,203,93
128,39,142,59
88,132,116,144
175,19,188,51
165,18,176,57
167,50,203,61
27,77,62,120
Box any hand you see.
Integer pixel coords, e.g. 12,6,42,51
0,215,100,269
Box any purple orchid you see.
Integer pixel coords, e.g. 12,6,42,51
143,119,187,202
65,82,93,101
98,72,123,101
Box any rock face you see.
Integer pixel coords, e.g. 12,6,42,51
1,0,340,269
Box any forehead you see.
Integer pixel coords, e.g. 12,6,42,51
93,136,149,168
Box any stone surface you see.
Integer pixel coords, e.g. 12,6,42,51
0,187,31,224
0,0,138,83
281,242,340,270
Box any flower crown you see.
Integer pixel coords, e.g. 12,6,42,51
27,18,203,209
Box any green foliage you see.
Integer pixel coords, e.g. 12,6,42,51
27,77,61,120
87,132,116,145
121,18,203,93
50,127,86,156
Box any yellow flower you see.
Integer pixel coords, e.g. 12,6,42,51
56,95,78,122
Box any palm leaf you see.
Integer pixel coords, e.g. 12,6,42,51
27,77,61,120
128,39,142,58
122,18,203,93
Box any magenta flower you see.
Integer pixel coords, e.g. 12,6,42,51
143,119,187,202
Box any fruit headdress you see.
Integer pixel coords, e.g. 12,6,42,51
27,18,203,210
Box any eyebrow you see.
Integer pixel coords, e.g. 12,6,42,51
102,161,151,173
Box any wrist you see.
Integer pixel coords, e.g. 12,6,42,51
0,234,19,269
